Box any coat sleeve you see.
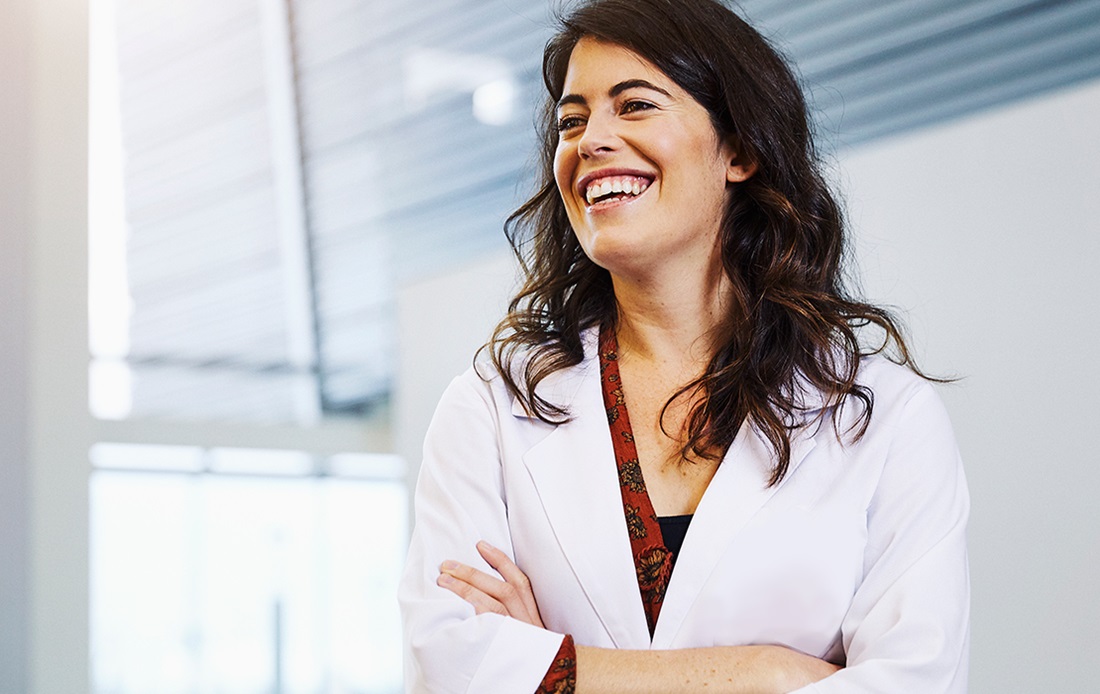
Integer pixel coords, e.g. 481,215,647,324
398,370,567,694
792,380,970,693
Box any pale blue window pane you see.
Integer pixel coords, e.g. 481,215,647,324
91,464,405,694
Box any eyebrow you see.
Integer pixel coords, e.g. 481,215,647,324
556,79,673,110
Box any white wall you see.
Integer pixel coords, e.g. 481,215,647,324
395,253,518,479
396,78,1100,691
0,1,35,688
0,0,92,692
841,78,1100,692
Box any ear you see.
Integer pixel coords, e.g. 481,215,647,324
722,135,757,183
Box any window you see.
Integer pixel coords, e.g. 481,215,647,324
90,446,405,693
89,1,551,691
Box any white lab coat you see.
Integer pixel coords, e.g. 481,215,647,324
399,329,970,693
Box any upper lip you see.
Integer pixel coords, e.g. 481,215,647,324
575,168,656,199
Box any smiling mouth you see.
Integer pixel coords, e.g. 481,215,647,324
584,175,652,206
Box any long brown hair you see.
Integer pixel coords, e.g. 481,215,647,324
485,0,924,484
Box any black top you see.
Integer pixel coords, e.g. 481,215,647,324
657,514,693,569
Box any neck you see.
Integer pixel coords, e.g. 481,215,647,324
611,261,732,371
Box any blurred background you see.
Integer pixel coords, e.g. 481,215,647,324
2,0,1098,692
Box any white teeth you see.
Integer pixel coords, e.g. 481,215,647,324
584,175,651,205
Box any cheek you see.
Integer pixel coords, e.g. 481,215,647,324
552,145,575,203
673,136,730,202
644,129,720,190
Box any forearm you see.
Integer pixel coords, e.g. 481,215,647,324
436,551,839,694
576,644,838,694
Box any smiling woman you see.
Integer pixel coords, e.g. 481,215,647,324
553,39,750,285
399,1,969,693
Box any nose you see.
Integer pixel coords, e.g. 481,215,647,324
577,112,619,160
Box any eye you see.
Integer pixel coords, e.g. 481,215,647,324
620,99,656,115
556,114,586,133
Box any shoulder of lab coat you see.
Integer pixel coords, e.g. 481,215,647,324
790,356,970,693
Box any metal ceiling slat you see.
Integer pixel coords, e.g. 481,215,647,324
808,0,1094,86
850,14,1100,111
125,107,272,189
810,1,1100,106
131,368,300,420
126,185,275,254
133,278,283,340
850,60,1100,144
293,0,541,86
834,25,1100,142
133,286,287,360
789,0,1029,72
125,92,270,155
125,170,273,230
289,0,385,71
130,241,282,303
754,0,901,38
115,0,257,80
128,233,276,299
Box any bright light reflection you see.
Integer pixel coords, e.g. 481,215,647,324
88,0,133,419
473,78,516,126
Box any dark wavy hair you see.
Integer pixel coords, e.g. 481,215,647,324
485,0,924,485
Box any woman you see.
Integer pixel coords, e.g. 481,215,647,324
399,0,969,692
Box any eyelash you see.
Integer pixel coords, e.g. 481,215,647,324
556,115,585,132
620,99,654,115
556,99,656,132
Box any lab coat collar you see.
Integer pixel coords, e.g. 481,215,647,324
519,343,652,648
508,332,839,421
511,327,828,647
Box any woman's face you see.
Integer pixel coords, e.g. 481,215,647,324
553,37,753,281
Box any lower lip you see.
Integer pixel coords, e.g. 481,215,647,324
585,186,650,213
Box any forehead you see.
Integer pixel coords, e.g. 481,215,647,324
560,36,678,98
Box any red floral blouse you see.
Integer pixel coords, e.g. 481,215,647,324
535,325,674,693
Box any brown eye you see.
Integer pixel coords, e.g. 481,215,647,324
620,100,655,115
557,115,586,132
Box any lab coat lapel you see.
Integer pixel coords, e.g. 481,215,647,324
651,419,819,648
515,350,652,650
